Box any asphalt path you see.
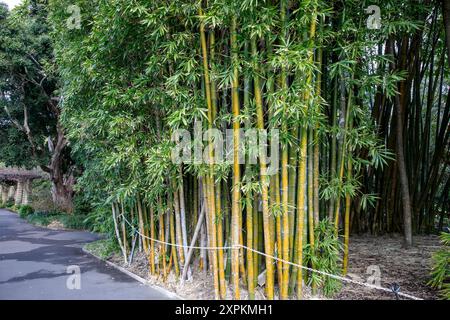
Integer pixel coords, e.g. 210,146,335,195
0,209,175,299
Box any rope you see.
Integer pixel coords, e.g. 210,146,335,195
118,213,423,300
120,213,235,250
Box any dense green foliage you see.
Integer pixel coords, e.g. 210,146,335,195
0,199,14,208
429,232,450,300
17,204,33,217
304,219,343,296
0,2,57,168
23,209,87,229
84,239,120,260
0,0,448,300
0,1,76,211
49,0,450,299
0,2,54,168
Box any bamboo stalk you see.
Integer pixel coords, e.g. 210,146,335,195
334,80,353,233
308,131,315,247
173,180,185,267
120,202,129,261
279,0,291,299
149,205,156,275
179,171,189,263
112,202,127,263
231,16,242,300
199,7,220,299
251,36,275,300
169,193,180,277
296,1,318,299
246,189,255,299
253,198,259,287
182,203,206,281
313,46,322,225
343,158,352,275
296,127,307,299
158,196,167,279
137,194,149,254
216,181,227,298
281,143,290,299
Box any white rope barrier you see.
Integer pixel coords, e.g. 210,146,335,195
118,213,423,300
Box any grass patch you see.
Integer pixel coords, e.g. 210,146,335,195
24,210,87,230
57,214,87,229
84,239,119,260
0,200,15,209
25,211,54,226
2,201,91,231
18,205,34,218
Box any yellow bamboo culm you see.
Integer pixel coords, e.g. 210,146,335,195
313,47,323,227
279,0,290,300
149,206,156,275
158,197,167,279
334,81,354,235
137,195,148,254
231,16,242,300
206,176,220,299
246,191,255,299
199,7,220,300
296,0,318,299
308,136,315,248
281,145,290,299
251,37,275,300
168,195,179,277
209,31,227,299
215,184,227,298
343,139,353,275
172,182,185,267
120,202,128,260
296,128,307,299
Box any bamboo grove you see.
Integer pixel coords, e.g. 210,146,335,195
45,0,450,299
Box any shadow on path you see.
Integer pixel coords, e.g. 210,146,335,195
0,209,174,300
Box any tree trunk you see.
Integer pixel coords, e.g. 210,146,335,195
442,0,450,67
395,92,413,248
392,37,414,248
42,125,74,212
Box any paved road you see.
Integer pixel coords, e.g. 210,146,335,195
0,209,175,299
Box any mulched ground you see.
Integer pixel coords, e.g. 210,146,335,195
108,234,441,300
335,234,441,300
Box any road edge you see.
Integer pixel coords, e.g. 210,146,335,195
81,247,184,300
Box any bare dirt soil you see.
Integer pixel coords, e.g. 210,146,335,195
108,234,441,300
335,234,441,300
109,253,268,300
46,220,66,230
